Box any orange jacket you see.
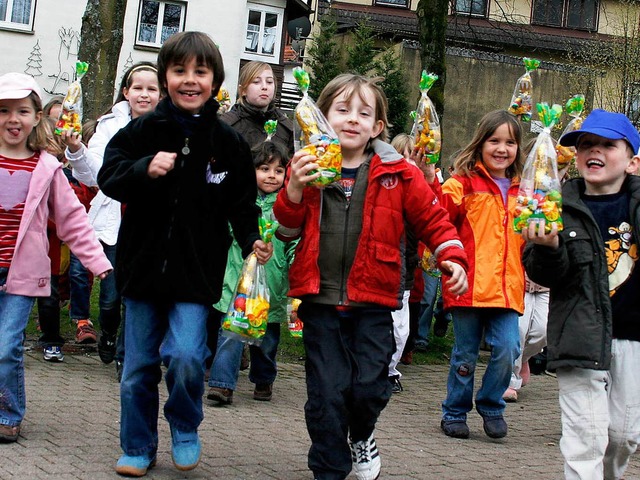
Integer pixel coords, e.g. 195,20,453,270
440,162,525,314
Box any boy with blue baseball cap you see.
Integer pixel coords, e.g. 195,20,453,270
521,109,640,479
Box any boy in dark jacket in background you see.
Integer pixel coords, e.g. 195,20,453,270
522,110,640,480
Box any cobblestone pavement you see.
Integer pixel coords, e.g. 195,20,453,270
1,349,639,479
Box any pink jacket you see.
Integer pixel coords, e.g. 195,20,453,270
5,150,112,297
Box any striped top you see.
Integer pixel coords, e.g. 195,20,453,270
0,153,39,267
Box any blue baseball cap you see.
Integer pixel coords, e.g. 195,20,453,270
559,109,640,155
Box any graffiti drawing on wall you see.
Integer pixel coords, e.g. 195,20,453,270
46,27,80,95
25,40,43,77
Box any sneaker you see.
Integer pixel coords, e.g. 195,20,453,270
75,319,97,344
414,340,428,352
388,375,403,394
253,383,273,401
98,332,117,364
240,344,250,371
170,427,201,471
350,433,381,480
116,361,124,383
520,360,531,386
207,387,233,405
115,453,156,477
441,419,470,439
43,345,64,362
400,351,413,365
502,387,518,402
482,415,508,439
0,424,20,443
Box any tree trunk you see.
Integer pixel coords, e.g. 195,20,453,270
78,0,127,121
416,0,448,117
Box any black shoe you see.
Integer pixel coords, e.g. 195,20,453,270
98,332,117,364
389,375,403,394
115,360,123,383
441,419,470,439
482,415,508,439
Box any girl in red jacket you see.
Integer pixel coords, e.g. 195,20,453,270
439,110,526,440
273,74,468,480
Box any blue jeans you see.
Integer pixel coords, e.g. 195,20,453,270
0,268,36,427
98,242,121,335
119,297,209,456
208,322,281,390
416,273,439,345
68,252,91,320
442,307,520,421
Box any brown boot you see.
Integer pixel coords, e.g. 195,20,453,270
253,383,273,401
207,387,233,405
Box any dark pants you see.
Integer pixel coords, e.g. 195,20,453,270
38,275,65,347
300,303,394,480
403,301,422,355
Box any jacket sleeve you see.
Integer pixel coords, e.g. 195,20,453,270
522,241,570,289
66,117,116,187
225,133,261,258
49,168,112,275
404,171,468,272
97,123,157,203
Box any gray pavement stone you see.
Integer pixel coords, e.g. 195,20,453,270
0,351,638,479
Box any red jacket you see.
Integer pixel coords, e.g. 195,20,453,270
274,139,468,310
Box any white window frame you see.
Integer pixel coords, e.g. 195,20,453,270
242,3,284,62
135,0,186,49
0,0,36,32
627,82,640,130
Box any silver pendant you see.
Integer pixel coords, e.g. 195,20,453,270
182,146,190,155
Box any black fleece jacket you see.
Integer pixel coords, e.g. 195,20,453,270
98,97,260,305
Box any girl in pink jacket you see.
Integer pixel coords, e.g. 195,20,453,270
0,73,112,443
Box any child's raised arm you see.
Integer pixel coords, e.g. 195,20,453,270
285,149,321,203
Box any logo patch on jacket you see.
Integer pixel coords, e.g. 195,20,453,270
379,174,398,190
206,164,228,184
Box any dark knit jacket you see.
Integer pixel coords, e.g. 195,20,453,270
221,103,294,156
98,97,261,305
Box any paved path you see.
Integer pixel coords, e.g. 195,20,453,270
2,349,639,479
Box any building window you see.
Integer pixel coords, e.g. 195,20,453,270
532,0,598,31
244,3,283,60
453,0,488,17
374,0,410,7
0,0,35,31
136,0,186,48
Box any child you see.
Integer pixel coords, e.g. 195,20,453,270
221,60,294,156
207,140,293,404
273,73,468,480
62,61,160,375
440,110,525,440
97,32,272,476
522,109,640,479
0,72,111,442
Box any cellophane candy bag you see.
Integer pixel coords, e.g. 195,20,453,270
507,58,540,122
410,71,441,164
292,67,342,187
420,247,441,278
221,216,277,345
556,94,585,170
287,298,303,338
514,103,564,233
264,119,277,141
54,61,89,135
216,83,232,115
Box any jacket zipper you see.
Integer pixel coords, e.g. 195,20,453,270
161,137,188,274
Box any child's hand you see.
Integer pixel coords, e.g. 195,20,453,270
441,261,468,296
521,220,560,249
148,152,177,178
410,147,436,183
286,149,320,203
60,128,83,153
253,239,273,265
97,269,112,280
